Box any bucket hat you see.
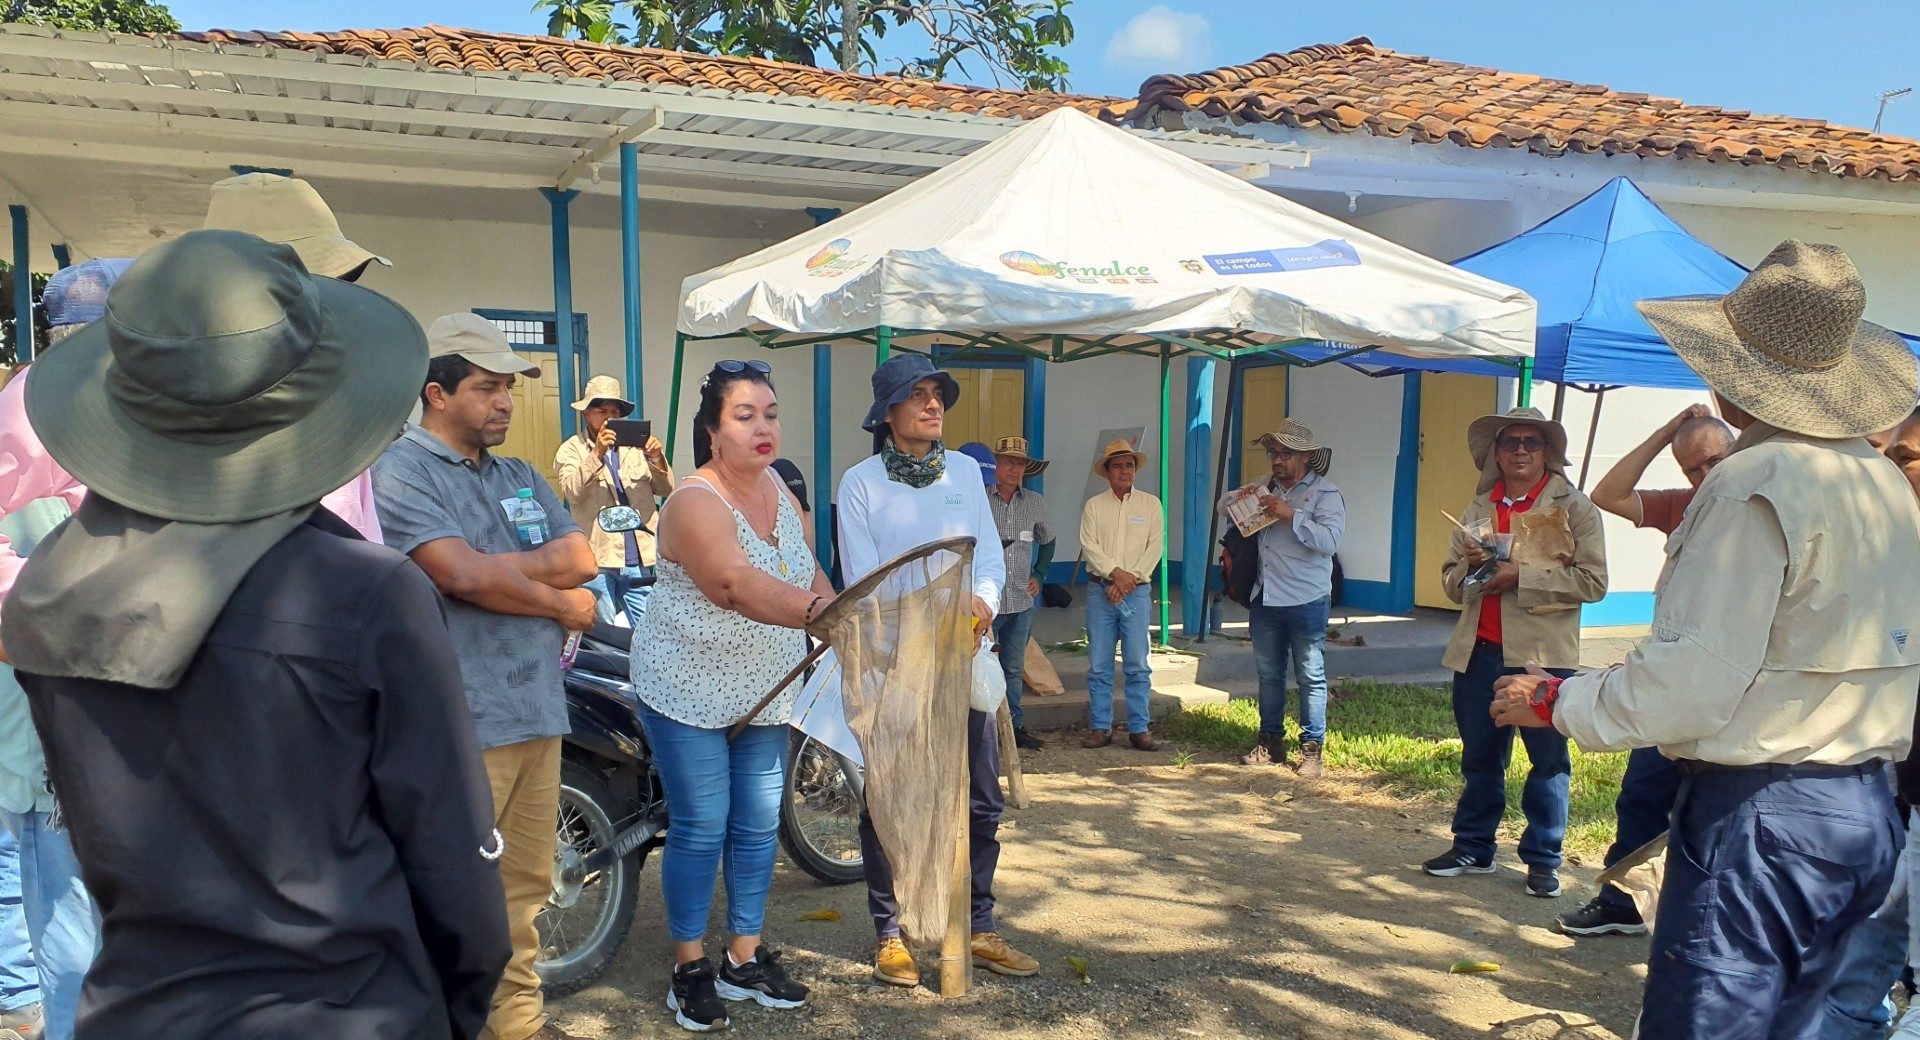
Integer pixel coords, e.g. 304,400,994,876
957,442,997,486
862,353,959,432
1637,239,1919,438
1093,438,1148,476
1467,406,1570,472
41,258,133,329
204,173,390,280
992,435,1049,476
572,373,635,416
24,230,426,524
1253,418,1332,476
427,313,542,376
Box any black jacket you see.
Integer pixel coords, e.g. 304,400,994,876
19,511,510,1040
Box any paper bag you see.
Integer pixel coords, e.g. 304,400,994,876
1512,507,1575,568
1595,832,1667,932
1022,640,1065,697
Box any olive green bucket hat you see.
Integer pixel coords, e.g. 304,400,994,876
25,230,427,523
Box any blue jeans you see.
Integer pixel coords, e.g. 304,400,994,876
1248,595,1330,744
0,811,96,1040
637,703,787,943
0,827,35,1013
586,565,654,626
1451,642,1573,869
992,608,1038,730
1085,583,1151,734
1642,765,1902,1040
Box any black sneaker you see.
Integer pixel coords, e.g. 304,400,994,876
1014,728,1045,751
716,947,809,1009
1526,864,1562,898
1421,846,1496,877
667,958,730,1032
1555,894,1646,936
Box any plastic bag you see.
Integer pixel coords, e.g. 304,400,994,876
971,642,1007,713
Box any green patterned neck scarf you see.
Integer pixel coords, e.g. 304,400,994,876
883,440,947,489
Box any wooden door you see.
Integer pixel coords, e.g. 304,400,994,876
1414,373,1498,609
501,355,566,485
1238,365,1289,486
943,365,1026,447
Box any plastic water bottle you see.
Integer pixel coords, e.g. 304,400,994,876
510,487,550,550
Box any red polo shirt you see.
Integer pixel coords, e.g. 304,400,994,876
1475,474,1550,645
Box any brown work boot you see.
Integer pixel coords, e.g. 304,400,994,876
971,932,1040,977
1240,734,1278,766
1081,729,1113,749
1297,740,1325,779
1129,731,1166,752
873,937,920,987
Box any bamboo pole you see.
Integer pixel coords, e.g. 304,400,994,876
996,699,1029,809
939,724,974,996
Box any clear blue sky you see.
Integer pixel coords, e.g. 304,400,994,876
162,0,1920,138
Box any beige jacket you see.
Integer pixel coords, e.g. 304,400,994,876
554,434,674,568
1441,473,1609,672
1554,426,1920,765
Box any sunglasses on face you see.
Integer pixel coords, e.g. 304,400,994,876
1498,436,1547,454
712,359,772,376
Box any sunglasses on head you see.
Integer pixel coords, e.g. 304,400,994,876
1498,436,1547,454
713,359,772,376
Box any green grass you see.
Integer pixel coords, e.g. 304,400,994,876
1161,681,1628,857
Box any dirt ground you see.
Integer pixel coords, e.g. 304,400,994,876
551,739,1649,1040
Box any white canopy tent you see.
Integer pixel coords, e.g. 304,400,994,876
670,107,1538,638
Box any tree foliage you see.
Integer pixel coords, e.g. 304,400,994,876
533,0,1074,91
4,0,181,34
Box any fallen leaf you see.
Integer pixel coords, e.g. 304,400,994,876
1067,954,1092,984
797,908,841,922
1449,960,1500,974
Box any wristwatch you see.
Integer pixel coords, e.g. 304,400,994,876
1529,676,1564,725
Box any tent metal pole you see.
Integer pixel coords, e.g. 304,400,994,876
665,332,688,462
1157,346,1171,646
1198,358,1240,642
1516,356,1534,409
1551,382,1566,422
875,325,892,365
1577,388,1607,489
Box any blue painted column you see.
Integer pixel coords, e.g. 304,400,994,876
540,188,581,439
1181,356,1215,635
50,244,71,270
1023,355,1047,493
619,143,644,409
9,206,30,364
805,207,841,568
1387,373,1421,613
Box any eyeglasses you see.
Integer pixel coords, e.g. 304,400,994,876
1497,436,1547,454
713,359,772,376
1267,448,1303,461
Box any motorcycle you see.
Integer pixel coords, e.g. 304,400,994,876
537,618,866,995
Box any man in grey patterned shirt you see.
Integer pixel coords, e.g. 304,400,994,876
987,437,1056,750
373,314,598,1040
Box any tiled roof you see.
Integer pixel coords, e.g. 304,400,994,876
174,25,1111,120
1121,38,1920,183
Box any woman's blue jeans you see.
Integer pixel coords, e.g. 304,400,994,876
638,703,788,943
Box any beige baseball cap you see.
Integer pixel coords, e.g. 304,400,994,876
426,313,542,376
204,173,390,279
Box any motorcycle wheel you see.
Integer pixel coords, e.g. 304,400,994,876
779,730,865,885
537,757,641,997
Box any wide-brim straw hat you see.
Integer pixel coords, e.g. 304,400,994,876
992,435,1049,476
1092,438,1148,476
204,173,391,280
1637,239,1919,438
1467,406,1571,474
1253,418,1332,476
572,373,636,416
25,230,426,524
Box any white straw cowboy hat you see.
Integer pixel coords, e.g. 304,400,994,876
1467,406,1571,473
204,173,390,280
993,435,1049,476
1092,438,1148,476
1638,239,1919,438
1253,419,1332,476
572,374,636,416
25,231,425,523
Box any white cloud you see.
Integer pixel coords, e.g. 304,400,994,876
1104,5,1212,71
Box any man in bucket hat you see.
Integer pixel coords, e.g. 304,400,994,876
1423,405,1608,900
1079,438,1166,752
1220,419,1345,778
374,314,598,1040
987,436,1055,751
1491,240,1920,1039
0,230,511,1039
836,353,1033,988
555,374,674,625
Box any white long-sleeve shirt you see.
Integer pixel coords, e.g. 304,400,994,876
835,452,1006,614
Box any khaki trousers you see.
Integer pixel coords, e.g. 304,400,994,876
481,736,561,1040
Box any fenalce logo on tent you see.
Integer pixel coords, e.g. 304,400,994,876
999,250,1151,281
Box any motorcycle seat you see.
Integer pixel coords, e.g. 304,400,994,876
586,621,634,653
